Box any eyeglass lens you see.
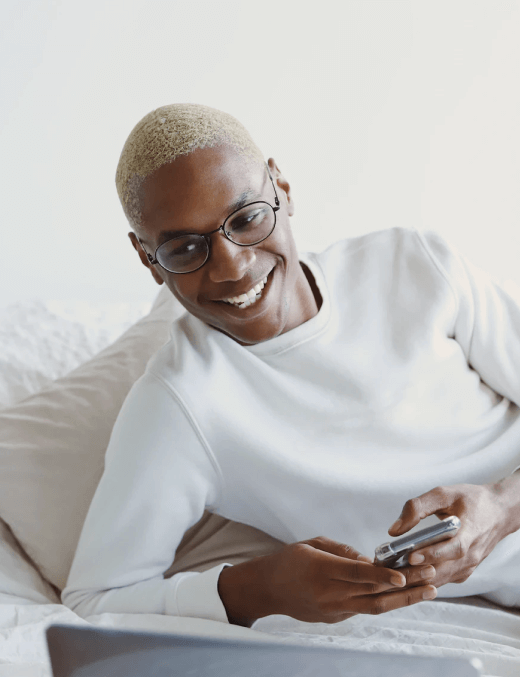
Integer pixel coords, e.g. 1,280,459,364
156,202,276,273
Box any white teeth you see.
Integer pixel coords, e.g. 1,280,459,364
221,270,272,306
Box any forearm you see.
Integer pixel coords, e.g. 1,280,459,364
217,554,276,628
489,468,520,538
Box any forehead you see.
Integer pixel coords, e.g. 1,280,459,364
138,146,264,241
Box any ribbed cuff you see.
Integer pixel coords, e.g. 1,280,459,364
166,563,234,624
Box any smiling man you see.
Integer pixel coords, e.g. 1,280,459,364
62,103,520,628
127,143,320,346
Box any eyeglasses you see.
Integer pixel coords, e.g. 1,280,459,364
137,162,280,274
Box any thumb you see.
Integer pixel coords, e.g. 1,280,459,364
388,487,451,537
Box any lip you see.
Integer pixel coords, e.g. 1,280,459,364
211,270,273,303
212,266,276,318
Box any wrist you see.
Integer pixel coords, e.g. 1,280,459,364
488,469,520,538
217,555,275,627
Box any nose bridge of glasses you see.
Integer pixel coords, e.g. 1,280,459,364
205,223,228,241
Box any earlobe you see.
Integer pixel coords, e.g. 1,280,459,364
151,268,164,285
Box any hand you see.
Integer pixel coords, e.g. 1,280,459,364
388,483,512,587
263,536,437,624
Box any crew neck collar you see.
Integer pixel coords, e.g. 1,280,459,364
187,250,331,356
244,250,330,357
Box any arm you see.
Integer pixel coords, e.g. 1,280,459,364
62,369,437,627
217,557,273,627
417,228,520,412
386,231,520,588
489,468,520,537
61,372,232,623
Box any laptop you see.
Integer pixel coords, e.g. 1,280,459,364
46,623,482,677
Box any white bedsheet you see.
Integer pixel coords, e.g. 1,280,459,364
0,594,519,676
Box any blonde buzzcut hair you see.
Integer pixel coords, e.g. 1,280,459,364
115,103,265,227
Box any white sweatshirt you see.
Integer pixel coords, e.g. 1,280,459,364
62,226,520,623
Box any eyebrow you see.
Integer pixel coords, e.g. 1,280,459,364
155,189,260,247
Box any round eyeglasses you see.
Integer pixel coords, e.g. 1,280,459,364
137,163,280,274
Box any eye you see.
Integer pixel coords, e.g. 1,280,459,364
172,242,198,255
230,208,266,232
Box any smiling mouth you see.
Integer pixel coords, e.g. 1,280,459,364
216,268,274,310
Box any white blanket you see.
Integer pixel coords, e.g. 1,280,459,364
0,594,519,676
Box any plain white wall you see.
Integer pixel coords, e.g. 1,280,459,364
1,0,519,310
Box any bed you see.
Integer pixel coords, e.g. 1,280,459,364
0,287,519,677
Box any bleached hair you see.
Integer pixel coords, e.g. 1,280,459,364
115,103,265,227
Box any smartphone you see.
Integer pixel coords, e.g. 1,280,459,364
374,515,461,569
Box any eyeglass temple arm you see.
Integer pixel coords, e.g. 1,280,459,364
137,237,157,265
266,162,280,209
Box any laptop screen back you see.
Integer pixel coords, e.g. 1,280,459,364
46,624,481,677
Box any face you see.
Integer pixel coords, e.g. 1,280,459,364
128,145,319,346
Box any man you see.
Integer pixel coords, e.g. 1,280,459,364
62,103,520,628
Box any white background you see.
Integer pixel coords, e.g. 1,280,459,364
1,0,519,310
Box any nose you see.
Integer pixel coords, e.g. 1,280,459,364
207,230,256,283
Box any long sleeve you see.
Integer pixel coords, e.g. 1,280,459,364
417,228,520,475
61,372,233,623
417,228,520,410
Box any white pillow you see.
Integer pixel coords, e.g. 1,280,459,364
0,517,61,604
0,298,152,410
0,285,284,593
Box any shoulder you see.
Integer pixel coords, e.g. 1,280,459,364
311,226,463,278
144,311,221,403
303,228,461,327
305,227,430,284
311,226,419,267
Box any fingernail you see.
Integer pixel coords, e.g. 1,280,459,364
390,519,402,532
409,553,425,564
420,566,435,579
391,573,406,587
422,587,437,600
357,555,373,563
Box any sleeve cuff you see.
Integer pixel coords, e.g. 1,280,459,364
166,563,233,624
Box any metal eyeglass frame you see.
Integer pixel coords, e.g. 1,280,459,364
136,162,280,274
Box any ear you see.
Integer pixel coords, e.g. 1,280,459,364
128,232,164,286
267,157,294,217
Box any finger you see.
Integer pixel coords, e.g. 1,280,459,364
305,536,372,564
346,585,438,616
399,564,437,586
408,534,464,566
330,559,407,589
388,487,453,536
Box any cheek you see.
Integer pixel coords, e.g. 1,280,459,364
265,220,296,264
166,279,199,309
